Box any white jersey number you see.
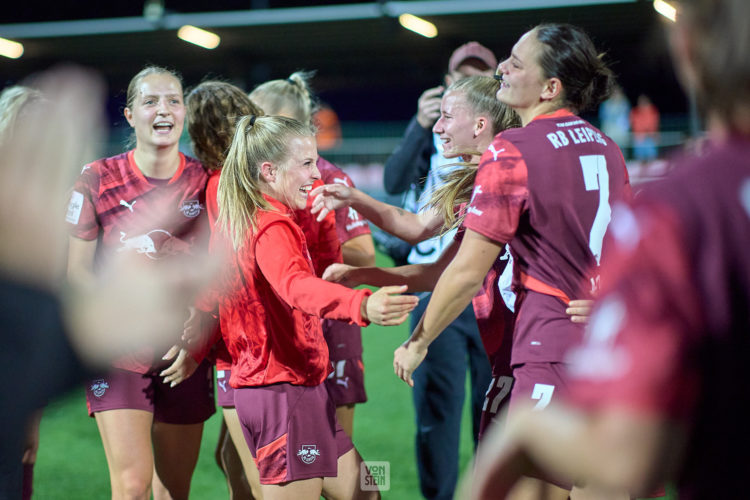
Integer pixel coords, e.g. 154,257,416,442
580,155,612,266
531,383,555,410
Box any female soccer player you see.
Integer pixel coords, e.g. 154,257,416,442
312,75,590,436
215,114,416,499
185,80,264,499
392,24,629,498
469,0,750,498
66,66,214,500
250,71,377,438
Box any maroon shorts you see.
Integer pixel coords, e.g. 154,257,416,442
234,383,354,485
509,362,570,415
510,362,572,490
324,357,367,407
85,360,215,425
216,369,236,408
478,338,515,440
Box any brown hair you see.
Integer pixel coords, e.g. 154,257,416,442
679,0,750,132
533,24,615,113
186,81,264,171
218,115,316,248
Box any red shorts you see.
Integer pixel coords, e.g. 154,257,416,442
234,383,354,485
85,360,215,425
324,357,367,407
216,368,235,408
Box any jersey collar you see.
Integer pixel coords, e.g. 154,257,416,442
530,108,575,123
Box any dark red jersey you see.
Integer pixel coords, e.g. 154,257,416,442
316,157,371,359
66,150,208,372
218,194,371,389
464,109,629,364
317,157,372,243
567,138,750,499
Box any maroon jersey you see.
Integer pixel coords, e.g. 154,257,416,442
66,150,208,373
317,156,371,243
317,157,371,360
567,138,750,499
464,109,629,365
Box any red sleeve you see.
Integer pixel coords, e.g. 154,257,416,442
463,137,529,245
66,164,101,240
566,201,702,419
255,219,370,325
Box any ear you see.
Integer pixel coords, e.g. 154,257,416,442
123,107,135,127
260,161,277,183
474,116,488,137
540,77,563,102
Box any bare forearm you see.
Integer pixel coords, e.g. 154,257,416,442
411,260,483,347
342,234,376,267
349,189,438,244
347,263,439,292
476,404,677,496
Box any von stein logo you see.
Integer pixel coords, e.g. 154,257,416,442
90,379,109,398
180,199,204,218
361,461,390,491
297,445,320,464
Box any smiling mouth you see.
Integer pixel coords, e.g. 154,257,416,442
299,185,313,196
153,122,174,132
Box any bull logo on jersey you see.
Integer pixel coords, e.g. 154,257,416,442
90,379,109,398
348,207,360,221
179,199,203,218
297,445,321,464
118,230,192,259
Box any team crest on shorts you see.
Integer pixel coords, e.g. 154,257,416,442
179,199,204,218
297,445,320,464
90,379,110,398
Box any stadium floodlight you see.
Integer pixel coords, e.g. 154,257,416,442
653,0,677,22
398,13,437,38
0,36,23,59
177,25,220,49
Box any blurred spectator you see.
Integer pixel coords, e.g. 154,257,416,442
314,102,343,151
630,94,660,164
598,84,631,154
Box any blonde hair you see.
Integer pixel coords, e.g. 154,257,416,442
218,115,316,248
186,81,264,171
0,85,45,149
248,70,319,126
426,76,520,232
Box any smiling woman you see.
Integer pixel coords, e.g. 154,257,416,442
210,114,418,500
65,65,214,500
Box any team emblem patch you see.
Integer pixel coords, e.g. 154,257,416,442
297,445,320,464
90,379,109,398
179,199,204,218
